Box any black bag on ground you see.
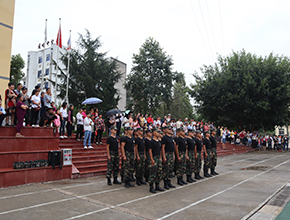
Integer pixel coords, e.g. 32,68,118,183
48,151,62,170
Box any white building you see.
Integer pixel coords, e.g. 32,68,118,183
109,57,127,111
22,44,66,106
23,46,127,110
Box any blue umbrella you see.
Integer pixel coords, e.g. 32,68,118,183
82,97,102,105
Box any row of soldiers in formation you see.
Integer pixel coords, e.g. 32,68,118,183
106,125,219,193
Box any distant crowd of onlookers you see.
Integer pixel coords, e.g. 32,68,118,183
0,82,288,152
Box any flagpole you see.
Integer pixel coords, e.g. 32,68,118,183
54,18,61,103
41,19,47,90
65,30,71,103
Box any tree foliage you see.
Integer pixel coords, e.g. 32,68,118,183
125,37,175,115
10,54,25,85
170,72,193,120
56,30,121,114
190,49,290,131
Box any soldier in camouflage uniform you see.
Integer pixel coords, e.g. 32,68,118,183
106,126,121,185
175,127,189,186
203,131,212,178
120,127,136,188
148,128,164,193
161,126,176,189
120,129,127,183
185,129,196,183
144,130,152,182
210,129,219,175
134,127,147,185
194,131,204,180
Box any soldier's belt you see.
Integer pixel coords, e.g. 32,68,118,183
165,152,174,155
125,151,134,154
138,151,144,153
188,150,194,152
179,150,186,153
110,151,118,154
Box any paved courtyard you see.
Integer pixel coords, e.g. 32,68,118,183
0,151,289,220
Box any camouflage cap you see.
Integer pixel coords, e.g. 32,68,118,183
136,127,143,131
111,126,117,130
125,126,133,130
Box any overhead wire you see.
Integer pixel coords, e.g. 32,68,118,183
197,0,214,62
205,0,217,55
218,0,225,55
188,0,211,64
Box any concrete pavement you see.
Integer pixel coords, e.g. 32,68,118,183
0,151,289,220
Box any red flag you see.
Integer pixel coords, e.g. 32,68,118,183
56,24,62,48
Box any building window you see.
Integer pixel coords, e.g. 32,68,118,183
45,82,49,89
46,54,50,61
38,70,42,78
45,68,49,76
38,56,42,63
279,129,285,136
27,55,30,63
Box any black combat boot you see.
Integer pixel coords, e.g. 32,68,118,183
149,183,156,193
128,181,135,187
198,173,204,179
177,177,183,186
204,169,212,178
163,179,169,190
213,169,219,175
136,178,141,186
140,177,147,185
195,173,201,180
113,177,121,184
210,168,216,175
155,182,165,191
186,175,193,183
124,181,130,188
180,176,188,185
167,179,176,188
107,177,112,186
190,176,196,182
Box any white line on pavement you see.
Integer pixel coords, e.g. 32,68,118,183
64,171,233,220
0,187,124,215
0,182,96,200
157,158,290,220
241,181,289,220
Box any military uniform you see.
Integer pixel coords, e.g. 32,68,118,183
176,136,188,185
186,136,196,182
135,136,147,185
120,135,135,187
144,137,151,181
209,135,219,175
194,136,203,179
148,139,162,184
161,133,176,188
106,135,120,179
203,137,212,177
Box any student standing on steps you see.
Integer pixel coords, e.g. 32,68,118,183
83,113,93,149
120,127,135,188
106,126,122,186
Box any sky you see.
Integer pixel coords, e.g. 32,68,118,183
11,0,290,87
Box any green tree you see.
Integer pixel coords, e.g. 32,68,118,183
170,72,193,120
10,54,25,85
125,37,175,115
56,30,121,114
190,49,290,131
